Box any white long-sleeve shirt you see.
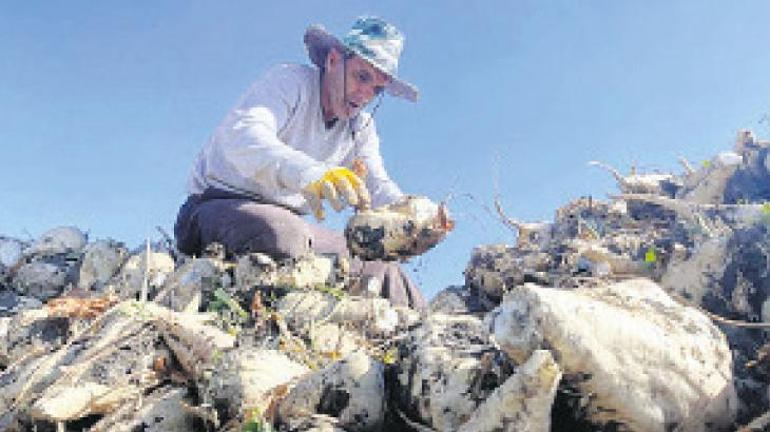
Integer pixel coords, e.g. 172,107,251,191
189,63,403,213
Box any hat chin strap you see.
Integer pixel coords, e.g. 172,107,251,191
340,56,361,129
343,56,349,118
320,53,349,125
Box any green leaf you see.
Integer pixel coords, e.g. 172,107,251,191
242,420,262,432
644,247,657,263
762,202,770,216
382,347,398,365
214,288,249,320
316,284,345,300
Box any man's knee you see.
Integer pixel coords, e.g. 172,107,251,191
219,202,313,258
244,213,314,259
174,196,203,255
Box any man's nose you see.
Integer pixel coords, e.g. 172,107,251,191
358,86,376,103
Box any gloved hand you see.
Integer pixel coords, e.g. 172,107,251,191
302,167,370,220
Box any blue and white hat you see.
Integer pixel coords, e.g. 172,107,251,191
304,16,419,102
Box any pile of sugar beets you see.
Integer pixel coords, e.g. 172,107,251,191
4,130,770,431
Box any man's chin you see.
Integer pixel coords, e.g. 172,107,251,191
350,105,366,117
338,110,360,121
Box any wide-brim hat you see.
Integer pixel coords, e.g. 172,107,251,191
304,16,419,102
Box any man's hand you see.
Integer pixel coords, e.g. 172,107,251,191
302,167,370,220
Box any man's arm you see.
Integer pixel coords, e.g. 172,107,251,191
208,64,368,219
216,65,327,193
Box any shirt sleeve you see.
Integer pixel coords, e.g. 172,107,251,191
217,65,327,192
352,115,404,207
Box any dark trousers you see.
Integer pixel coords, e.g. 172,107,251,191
174,188,426,309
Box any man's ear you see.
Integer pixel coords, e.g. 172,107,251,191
326,47,341,69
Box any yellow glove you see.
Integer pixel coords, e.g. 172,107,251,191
302,167,371,220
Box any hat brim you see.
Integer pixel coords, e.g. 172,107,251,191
304,25,419,102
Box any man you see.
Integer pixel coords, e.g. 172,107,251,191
174,17,426,309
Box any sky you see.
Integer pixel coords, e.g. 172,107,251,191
2,1,770,299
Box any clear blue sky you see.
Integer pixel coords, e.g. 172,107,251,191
3,1,770,299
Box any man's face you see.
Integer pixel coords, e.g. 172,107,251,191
322,48,391,121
